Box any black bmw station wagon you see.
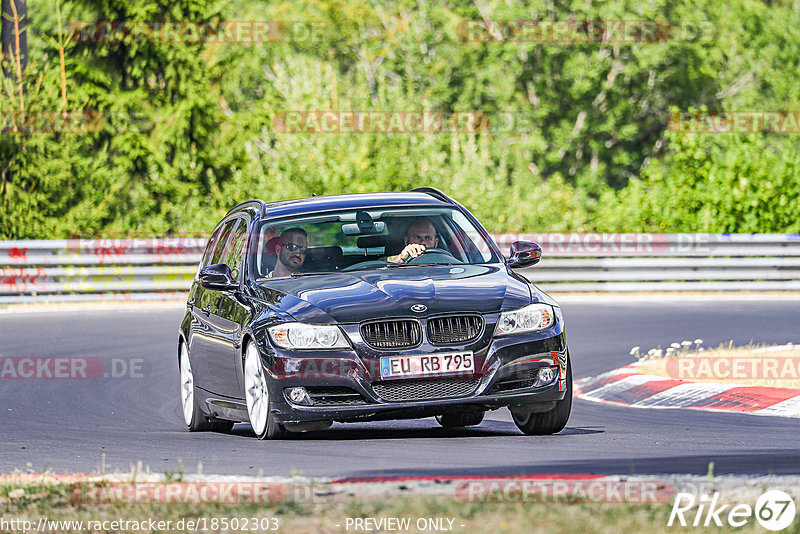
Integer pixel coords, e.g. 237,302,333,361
178,188,571,439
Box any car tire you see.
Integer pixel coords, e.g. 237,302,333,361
436,411,485,428
244,341,286,440
510,353,573,435
180,342,233,432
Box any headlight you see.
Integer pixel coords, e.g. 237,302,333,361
268,323,350,350
495,303,555,335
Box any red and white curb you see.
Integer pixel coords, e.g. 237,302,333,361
575,363,800,417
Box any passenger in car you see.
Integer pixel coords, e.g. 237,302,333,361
385,218,440,264
269,227,308,277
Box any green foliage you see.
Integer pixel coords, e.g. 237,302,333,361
594,128,800,232
1,0,247,238
2,0,800,238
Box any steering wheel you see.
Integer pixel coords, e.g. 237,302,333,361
405,247,460,264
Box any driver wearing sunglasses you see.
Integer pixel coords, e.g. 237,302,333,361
269,227,308,277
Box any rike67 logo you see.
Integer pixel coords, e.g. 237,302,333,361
668,490,796,531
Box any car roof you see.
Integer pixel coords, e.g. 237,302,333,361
227,190,453,220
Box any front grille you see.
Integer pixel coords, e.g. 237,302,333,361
305,387,366,406
488,369,539,394
372,377,480,402
427,315,483,344
361,319,421,349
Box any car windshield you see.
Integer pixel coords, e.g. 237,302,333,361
252,206,500,278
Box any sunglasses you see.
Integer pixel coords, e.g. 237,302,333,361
283,242,308,254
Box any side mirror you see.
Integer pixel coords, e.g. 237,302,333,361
507,241,541,268
199,264,238,290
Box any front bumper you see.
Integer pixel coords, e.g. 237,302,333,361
273,381,566,424
254,321,569,424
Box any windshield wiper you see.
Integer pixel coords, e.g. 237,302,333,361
290,271,333,277
339,262,457,274
381,262,454,268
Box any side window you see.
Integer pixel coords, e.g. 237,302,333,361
200,224,225,271
210,219,237,266
448,210,494,263
223,219,249,281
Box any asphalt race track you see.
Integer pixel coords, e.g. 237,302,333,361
2,298,800,479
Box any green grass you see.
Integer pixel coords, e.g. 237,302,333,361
0,481,790,533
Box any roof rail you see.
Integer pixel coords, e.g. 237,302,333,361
409,187,454,204
226,199,268,216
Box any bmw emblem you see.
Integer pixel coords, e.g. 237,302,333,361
411,304,427,313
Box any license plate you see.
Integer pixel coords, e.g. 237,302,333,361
380,351,474,379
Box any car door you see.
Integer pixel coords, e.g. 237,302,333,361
188,222,224,391
190,218,237,394
202,216,250,398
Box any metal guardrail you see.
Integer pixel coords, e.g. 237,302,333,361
502,233,800,292
0,239,203,303
1,234,799,303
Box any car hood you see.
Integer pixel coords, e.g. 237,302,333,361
251,264,536,324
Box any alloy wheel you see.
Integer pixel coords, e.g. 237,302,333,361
244,342,269,436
